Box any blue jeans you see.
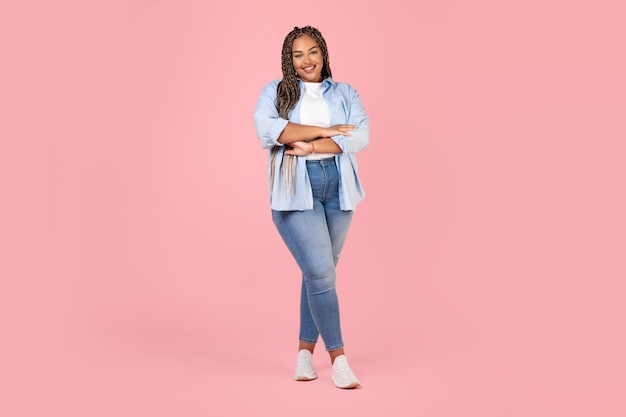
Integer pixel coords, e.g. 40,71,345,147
272,158,353,351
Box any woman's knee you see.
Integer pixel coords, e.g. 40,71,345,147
304,271,336,295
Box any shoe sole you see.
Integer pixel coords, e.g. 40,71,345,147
294,375,318,381
333,379,360,389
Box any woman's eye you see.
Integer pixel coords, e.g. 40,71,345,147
294,54,302,59
311,50,318,55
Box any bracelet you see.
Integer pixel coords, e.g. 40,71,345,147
311,141,316,154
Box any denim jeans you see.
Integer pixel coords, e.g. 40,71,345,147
272,157,353,351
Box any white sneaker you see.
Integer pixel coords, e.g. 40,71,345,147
293,349,317,381
332,355,360,389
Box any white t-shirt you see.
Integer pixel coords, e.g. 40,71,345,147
300,82,334,160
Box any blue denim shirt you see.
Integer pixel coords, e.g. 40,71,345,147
254,78,369,211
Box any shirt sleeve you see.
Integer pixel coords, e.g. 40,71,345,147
330,84,370,154
253,80,288,149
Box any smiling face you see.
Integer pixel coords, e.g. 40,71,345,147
292,34,324,82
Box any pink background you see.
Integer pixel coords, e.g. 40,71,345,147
2,0,625,416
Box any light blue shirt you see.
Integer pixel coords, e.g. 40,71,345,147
254,78,369,211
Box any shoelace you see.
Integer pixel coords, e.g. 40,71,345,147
297,359,313,368
334,360,354,375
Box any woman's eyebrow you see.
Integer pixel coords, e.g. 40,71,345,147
292,46,319,54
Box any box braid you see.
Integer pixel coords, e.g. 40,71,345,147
271,26,333,195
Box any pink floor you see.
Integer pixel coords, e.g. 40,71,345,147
5,259,624,417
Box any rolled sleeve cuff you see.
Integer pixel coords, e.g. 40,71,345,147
268,118,289,147
330,134,347,153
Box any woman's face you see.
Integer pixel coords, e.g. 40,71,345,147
292,34,324,82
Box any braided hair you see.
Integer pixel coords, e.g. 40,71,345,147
276,26,333,118
271,26,333,195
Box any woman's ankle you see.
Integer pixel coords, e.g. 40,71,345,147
329,348,345,364
299,341,316,354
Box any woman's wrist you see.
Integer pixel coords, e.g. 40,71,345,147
310,141,316,154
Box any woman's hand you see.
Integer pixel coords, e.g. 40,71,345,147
322,125,357,137
284,141,313,156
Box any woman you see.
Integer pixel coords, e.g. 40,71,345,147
254,26,369,389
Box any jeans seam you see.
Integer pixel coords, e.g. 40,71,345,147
321,162,327,202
